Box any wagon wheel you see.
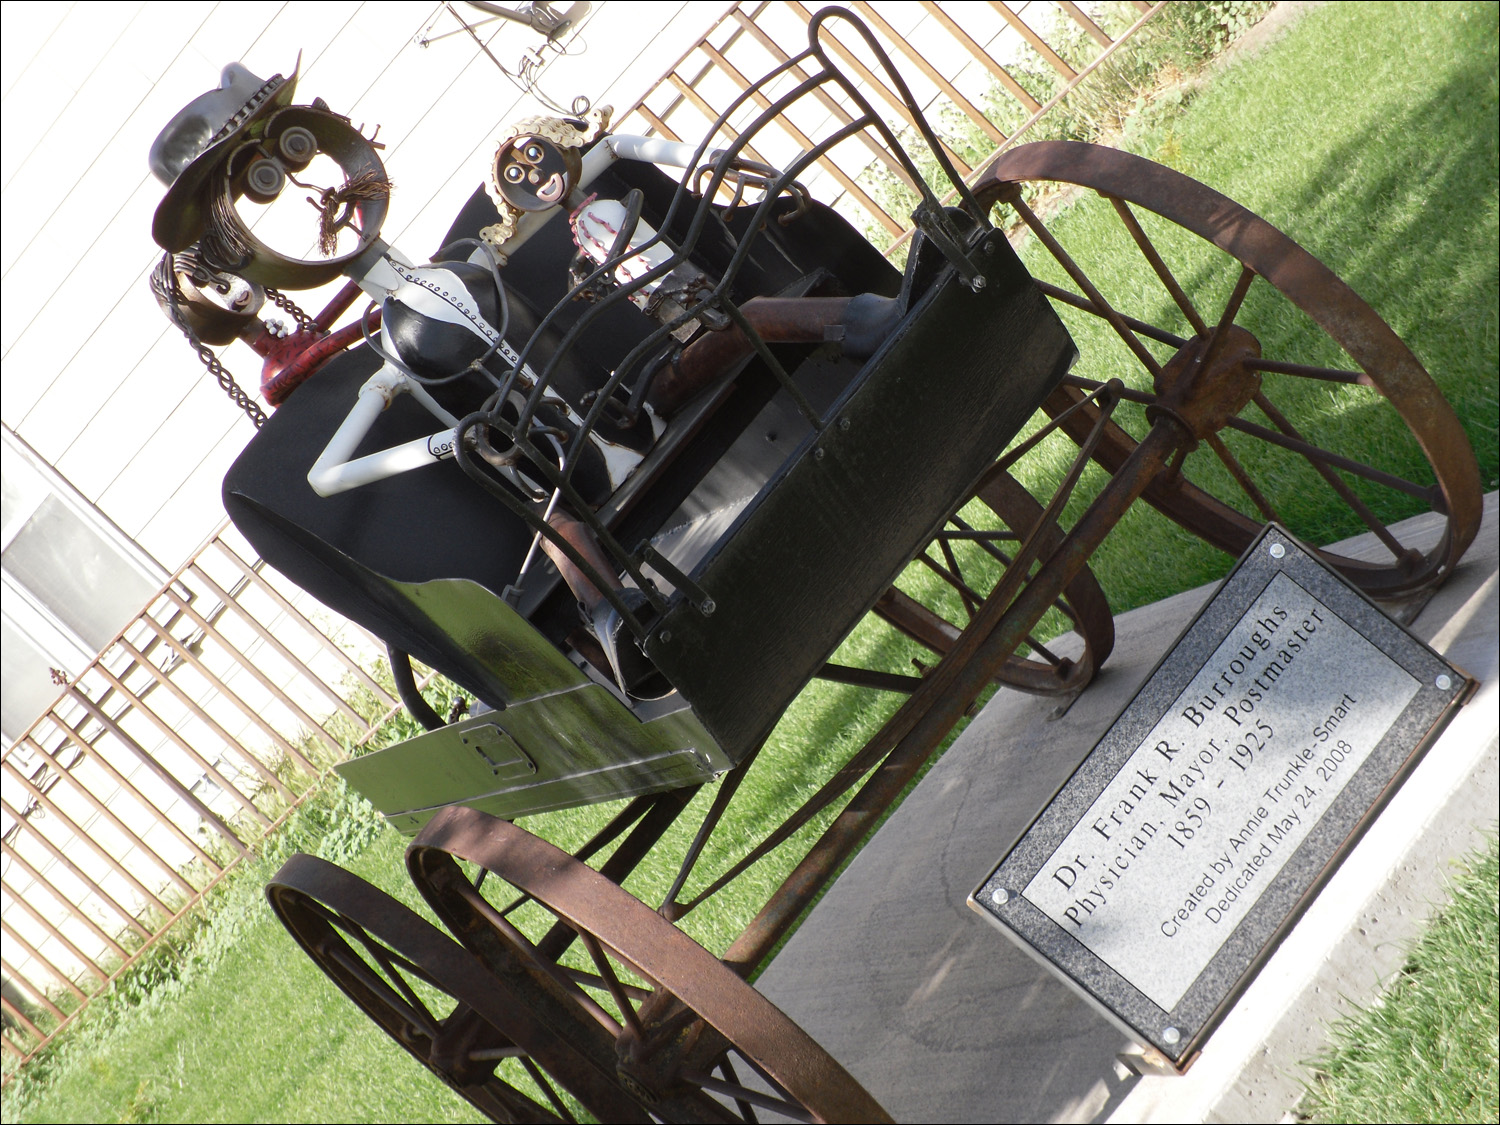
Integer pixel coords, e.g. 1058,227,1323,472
266,853,651,1124
871,462,1113,695
408,805,894,1124
973,141,1482,599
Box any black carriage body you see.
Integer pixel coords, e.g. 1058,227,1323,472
223,152,1074,829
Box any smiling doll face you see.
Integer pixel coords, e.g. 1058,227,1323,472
494,134,580,211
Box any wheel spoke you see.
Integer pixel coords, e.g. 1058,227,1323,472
1246,357,1375,387
938,527,1021,543
410,813,894,1123
945,514,1016,569
717,1056,760,1123
936,536,981,617
1009,193,1165,374
520,1054,579,1123
1031,277,1187,349
563,965,652,1002
1223,412,1434,502
1204,433,1281,523
1061,373,1156,407
578,932,647,1040
1107,194,1209,335
814,662,925,693
321,907,445,1032
681,1067,817,1124
270,856,615,1123
1022,634,1063,666
325,942,440,1039
1200,264,1256,370
1250,391,1411,559
917,550,985,618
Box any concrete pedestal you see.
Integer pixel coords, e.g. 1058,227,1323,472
755,494,1498,1124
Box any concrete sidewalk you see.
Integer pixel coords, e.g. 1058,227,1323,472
755,493,1498,1124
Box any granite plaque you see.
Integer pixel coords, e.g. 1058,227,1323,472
969,524,1474,1068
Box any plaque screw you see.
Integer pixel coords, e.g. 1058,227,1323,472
1269,542,1286,559
991,887,1010,905
659,630,672,643
1162,1026,1181,1045
1436,674,1452,690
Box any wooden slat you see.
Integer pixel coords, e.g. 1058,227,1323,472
633,104,683,141
851,1,1008,141
986,1,1078,80
1,996,45,1044
210,539,398,710
157,589,343,759
114,637,293,801
0,923,88,1001
1,887,108,981
729,7,910,181
666,70,775,168
134,614,318,776
0,845,129,961
1058,0,1112,48
18,737,191,902
0,812,151,941
187,564,369,731
783,0,974,175
0,956,65,1021
697,40,905,236
44,712,221,873
925,0,1057,113
1,769,172,921
88,660,270,826
63,685,246,854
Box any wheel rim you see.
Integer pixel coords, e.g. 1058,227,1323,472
266,853,648,1124
874,462,1113,695
408,807,894,1124
972,141,1482,598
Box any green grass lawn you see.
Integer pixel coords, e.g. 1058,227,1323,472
1301,837,1499,1125
4,3,1496,1121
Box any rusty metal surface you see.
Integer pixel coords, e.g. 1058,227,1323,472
973,141,1483,596
409,807,894,1124
873,462,1114,695
267,853,651,1123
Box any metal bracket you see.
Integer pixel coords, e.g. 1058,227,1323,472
911,200,987,292
637,543,716,616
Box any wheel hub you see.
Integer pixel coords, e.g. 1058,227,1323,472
1151,325,1263,442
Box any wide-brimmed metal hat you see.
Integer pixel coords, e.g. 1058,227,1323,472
150,58,300,252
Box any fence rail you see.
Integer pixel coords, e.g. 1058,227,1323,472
0,521,401,1068
614,0,1164,253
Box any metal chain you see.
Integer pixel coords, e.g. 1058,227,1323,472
157,253,269,429
265,287,320,331
190,335,268,428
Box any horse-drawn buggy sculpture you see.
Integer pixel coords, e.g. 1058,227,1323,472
147,10,1480,1121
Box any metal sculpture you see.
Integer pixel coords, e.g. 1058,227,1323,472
148,9,1480,1121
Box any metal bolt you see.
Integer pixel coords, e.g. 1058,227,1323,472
699,598,716,617
1436,674,1452,690
991,887,1010,905
658,630,672,643
1269,542,1286,559
839,416,851,431
813,447,825,461
1162,1026,1181,1045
